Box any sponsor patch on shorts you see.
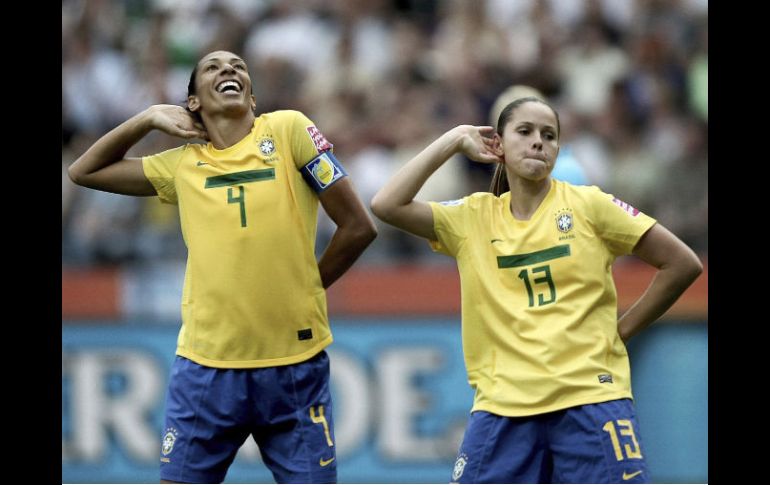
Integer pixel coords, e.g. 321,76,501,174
452,453,469,482
161,427,178,457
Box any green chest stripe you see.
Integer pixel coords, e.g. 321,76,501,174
204,168,275,188
497,244,571,268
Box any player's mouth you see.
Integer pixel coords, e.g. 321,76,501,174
216,80,243,94
526,154,549,163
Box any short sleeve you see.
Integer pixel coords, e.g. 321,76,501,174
289,111,334,170
428,197,470,257
142,145,187,204
589,187,657,256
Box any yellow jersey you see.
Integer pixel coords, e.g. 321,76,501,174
429,179,656,416
143,110,338,368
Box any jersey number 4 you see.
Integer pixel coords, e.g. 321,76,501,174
204,168,277,229
227,186,247,227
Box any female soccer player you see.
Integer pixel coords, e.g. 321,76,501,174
69,50,377,483
370,96,701,483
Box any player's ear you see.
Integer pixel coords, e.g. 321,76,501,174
250,94,256,112
188,95,200,113
492,133,504,157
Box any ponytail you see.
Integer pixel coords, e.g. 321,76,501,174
489,163,509,196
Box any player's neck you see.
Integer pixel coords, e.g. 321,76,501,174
205,113,256,149
507,177,551,221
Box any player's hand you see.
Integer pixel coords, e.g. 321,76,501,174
146,104,209,140
455,125,502,164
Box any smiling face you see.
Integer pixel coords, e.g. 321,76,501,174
495,100,560,183
187,51,256,119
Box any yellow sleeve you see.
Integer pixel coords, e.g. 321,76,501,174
589,187,657,256
142,145,187,205
287,111,334,170
428,198,470,257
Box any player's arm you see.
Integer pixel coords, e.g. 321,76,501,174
317,177,377,289
68,105,208,195
370,125,500,240
617,223,703,342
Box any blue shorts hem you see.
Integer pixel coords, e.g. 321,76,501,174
161,468,226,483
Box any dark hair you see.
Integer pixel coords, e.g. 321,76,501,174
187,65,198,98
489,97,561,196
186,63,203,124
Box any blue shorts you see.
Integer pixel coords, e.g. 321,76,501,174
451,399,649,484
160,351,336,484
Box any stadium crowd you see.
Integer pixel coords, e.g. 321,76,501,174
62,0,707,266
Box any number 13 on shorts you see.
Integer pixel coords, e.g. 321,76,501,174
602,419,643,460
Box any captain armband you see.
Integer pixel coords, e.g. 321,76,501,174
300,151,348,193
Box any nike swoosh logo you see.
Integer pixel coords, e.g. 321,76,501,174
622,470,643,480
196,161,209,166
319,457,335,467
490,239,503,244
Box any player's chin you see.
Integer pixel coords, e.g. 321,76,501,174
220,100,253,114
522,162,551,179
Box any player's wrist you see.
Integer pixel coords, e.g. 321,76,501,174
136,107,160,133
444,126,469,153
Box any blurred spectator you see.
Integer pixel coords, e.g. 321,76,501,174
687,16,707,122
62,0,708,266
555,19,630,118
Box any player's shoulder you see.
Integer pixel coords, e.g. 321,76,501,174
466,191,499,205
147,142,200,161
556,180,606,204
259,110,318,142
260,109,310,126
437,191,499,211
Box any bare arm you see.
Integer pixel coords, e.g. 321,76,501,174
317,178,378,289
370,125,500,240
67,105,208,195
617,223,704,342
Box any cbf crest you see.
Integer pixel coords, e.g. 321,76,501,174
452,453,469,482
257,136,279,165
554,208,575,240
258,137,276,156
161,427,178,457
